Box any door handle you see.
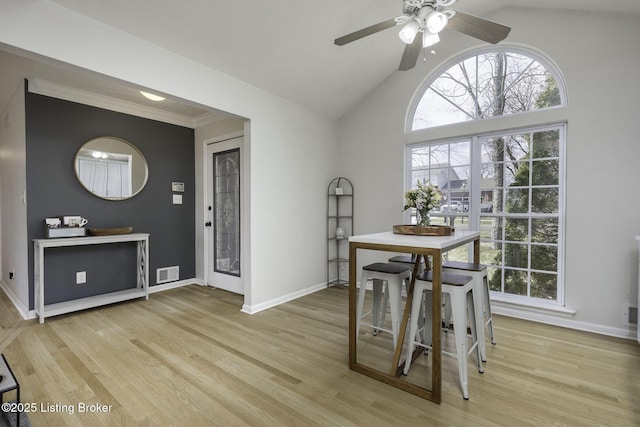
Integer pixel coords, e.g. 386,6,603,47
205,221,212,227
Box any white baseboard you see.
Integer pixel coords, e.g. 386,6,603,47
493,304,637,340
0,278,202,321
0,280,31,319
148,278,204,293
241,282,328,314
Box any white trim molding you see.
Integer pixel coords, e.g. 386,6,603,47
492,298,637,340
241,282,327,315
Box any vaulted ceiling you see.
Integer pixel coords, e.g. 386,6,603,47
3,0,640,122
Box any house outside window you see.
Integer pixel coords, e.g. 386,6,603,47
406,47,566,307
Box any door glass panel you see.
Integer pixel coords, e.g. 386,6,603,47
214,149,240,276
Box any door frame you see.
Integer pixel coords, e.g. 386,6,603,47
202,130,248,296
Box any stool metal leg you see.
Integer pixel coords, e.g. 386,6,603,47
484,276,496,345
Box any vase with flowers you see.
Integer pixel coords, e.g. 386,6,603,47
403,179,441,227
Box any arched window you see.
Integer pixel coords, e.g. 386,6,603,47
409,48,565,131
405,47,567,308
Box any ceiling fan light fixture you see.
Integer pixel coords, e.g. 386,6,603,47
398,19,420,44
425,11,448,33
140,91,166,102
422,30,440,48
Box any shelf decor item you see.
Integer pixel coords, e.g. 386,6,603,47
403,178,441,227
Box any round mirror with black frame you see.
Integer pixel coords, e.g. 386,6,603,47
74,136,148,200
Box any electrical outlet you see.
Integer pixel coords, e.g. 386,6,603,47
76,271,87,285
9,269,15,280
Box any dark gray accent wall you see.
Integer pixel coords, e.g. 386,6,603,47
25,89,195,309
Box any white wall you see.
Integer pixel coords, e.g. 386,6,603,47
0,79,29,314
0,1,338,313
338,8,640,338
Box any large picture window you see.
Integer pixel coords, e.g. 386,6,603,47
406,47,566,306
407,126,564,305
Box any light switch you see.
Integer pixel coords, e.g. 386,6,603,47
173,194,183,204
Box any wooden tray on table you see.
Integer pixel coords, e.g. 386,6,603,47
87,227,134,236
392,224,454,236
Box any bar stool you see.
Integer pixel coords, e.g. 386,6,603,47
403,271,483,400
388,254,427,276
356,263,411,349
443,261,495,362
0,354,20,427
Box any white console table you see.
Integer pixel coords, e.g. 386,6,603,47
34,233,149,323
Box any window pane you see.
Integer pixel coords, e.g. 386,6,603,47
505,188,529,213
489,189,503,213
532,188,558,213
450,141,470,166
504,269,527,295
488,267,502,292
531,272,557,300
504,243,528,269
411,146,430,168
505,218,529,242
480,239,501,266
505,135,530,160
481,217,502,240
532,159,559,185
531,218,558,244
531,245,557,271
482,138,504,163
532,130,560,158
430,145,449,167
505,160,528,186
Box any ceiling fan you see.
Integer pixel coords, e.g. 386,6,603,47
334,0,511,71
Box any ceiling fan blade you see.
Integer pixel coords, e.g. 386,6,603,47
398,35,422,71
447,11,511,44
334,18,398,46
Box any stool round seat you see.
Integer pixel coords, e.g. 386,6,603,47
363,262,412,274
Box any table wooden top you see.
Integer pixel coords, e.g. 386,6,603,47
348,230,480,250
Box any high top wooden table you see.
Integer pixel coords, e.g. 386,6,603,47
348,230,480,403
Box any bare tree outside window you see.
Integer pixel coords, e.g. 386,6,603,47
412,51,560,130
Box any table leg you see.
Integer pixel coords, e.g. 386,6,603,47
391,254,421,376
349,242,357,369
431,252,442,403
474,238,480,264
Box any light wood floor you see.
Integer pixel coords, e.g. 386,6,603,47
1,284,639,426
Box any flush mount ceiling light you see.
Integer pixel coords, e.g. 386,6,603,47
139,91,165,101
335,0,511,71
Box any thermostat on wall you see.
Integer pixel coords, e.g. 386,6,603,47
172,182,185,192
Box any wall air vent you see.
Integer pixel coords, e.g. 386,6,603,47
157,266,179,284
628,306,638,325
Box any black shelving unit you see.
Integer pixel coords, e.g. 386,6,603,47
327,177,353,287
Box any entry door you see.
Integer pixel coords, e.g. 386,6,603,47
206,137,243,294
